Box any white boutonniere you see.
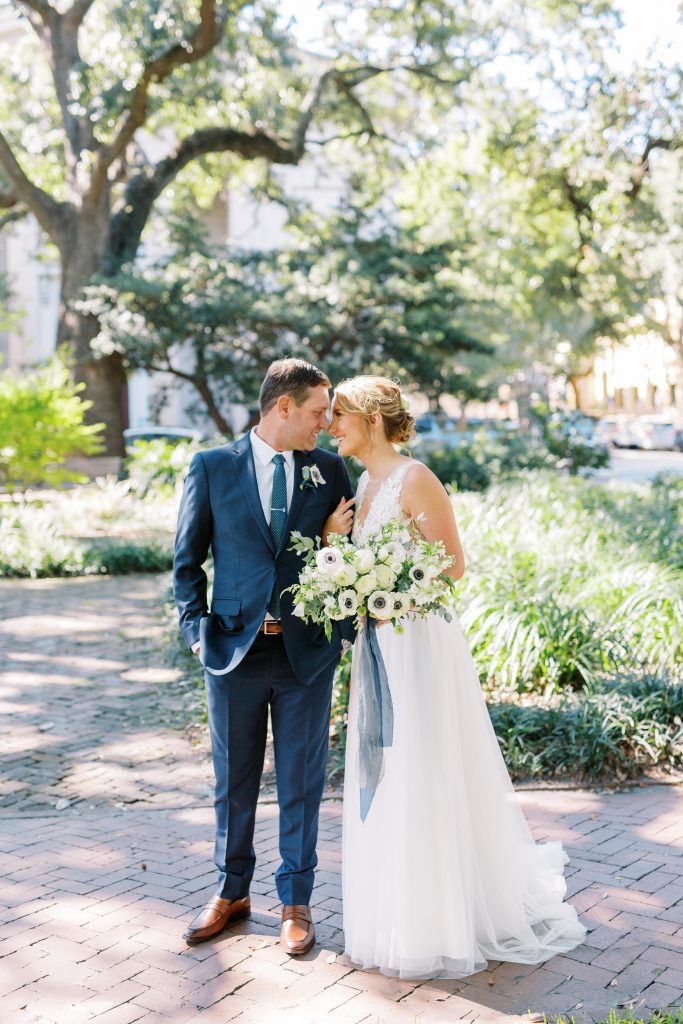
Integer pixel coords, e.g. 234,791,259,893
300,464,326,491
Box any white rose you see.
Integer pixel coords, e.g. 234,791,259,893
334,563,358,587
375,564,397,590
354,548,376,573
355,571,378,596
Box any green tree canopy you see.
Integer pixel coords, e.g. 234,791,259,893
82,211,493,431
0,0,634,449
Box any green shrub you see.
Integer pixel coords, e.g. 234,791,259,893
489,674,683,780
0,356,104,492
121,438,203,497
84,538,173,574
456,473,683,691
422,431,558,492
0,486,176,578
530,404,610,475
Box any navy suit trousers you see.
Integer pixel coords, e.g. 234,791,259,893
204,632,335,906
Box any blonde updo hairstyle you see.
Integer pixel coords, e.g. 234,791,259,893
334,376,416,447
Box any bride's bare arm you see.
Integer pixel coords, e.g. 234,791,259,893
402,463,466,581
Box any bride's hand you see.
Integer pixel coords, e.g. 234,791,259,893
322,496,356,542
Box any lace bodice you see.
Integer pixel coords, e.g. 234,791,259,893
352,462,412,545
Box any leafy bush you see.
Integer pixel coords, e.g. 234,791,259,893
0,357,104,492
456,473,683,692
530,403,609,475
489,675,683,780
0,479,177,578
421,431,559,492
121,438,203,497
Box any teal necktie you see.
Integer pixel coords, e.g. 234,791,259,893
268,454,287,618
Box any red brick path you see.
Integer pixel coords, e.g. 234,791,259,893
2,577,683,1023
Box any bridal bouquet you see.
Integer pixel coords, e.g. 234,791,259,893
286,518,456,640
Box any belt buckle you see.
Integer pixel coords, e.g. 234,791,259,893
263,620,280,635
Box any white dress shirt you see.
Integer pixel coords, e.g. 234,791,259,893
249,428,295,521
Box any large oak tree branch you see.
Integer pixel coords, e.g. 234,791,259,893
105,124,306,271
15,0,54,26
627,136,682,199
0,131,70,239
13,0,97,164
0,189,19,209
64,0,97,29
90,0,226,201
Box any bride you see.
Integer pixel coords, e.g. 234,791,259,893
327,375,586,980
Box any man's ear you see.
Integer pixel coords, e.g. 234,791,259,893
276,394,292,419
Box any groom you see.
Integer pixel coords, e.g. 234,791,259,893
173,358,355,955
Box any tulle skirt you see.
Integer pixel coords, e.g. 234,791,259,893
342,612,587,979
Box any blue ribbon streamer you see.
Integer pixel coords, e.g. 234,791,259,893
357,618,394,821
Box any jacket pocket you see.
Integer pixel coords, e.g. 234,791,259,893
210,597,244,633
211,597,241,615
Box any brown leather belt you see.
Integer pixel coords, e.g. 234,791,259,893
259,620,283,635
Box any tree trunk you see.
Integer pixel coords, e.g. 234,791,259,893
567,373,585,412
192,377,232,435
57,208,128,456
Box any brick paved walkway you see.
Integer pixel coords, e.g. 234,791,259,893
2,575,683,1024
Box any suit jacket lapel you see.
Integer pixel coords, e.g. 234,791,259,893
231,433,275,553
277,450,312,556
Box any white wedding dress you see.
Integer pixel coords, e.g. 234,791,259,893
342,462,586,979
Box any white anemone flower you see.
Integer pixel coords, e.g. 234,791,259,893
367,591,392,618
339,590,358,615
389,593,409,616
316,546,344,574
409,564,430,586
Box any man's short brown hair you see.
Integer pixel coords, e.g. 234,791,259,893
259,358,330,415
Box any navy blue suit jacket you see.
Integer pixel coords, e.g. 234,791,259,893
173,432,355,685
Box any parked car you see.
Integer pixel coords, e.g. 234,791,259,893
638,419,677,451
594,416,632,447
412,414,461,449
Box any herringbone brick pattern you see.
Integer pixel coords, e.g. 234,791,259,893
2,576,683,1023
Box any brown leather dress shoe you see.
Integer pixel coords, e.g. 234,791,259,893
183,895,250,945
280,904,315,955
